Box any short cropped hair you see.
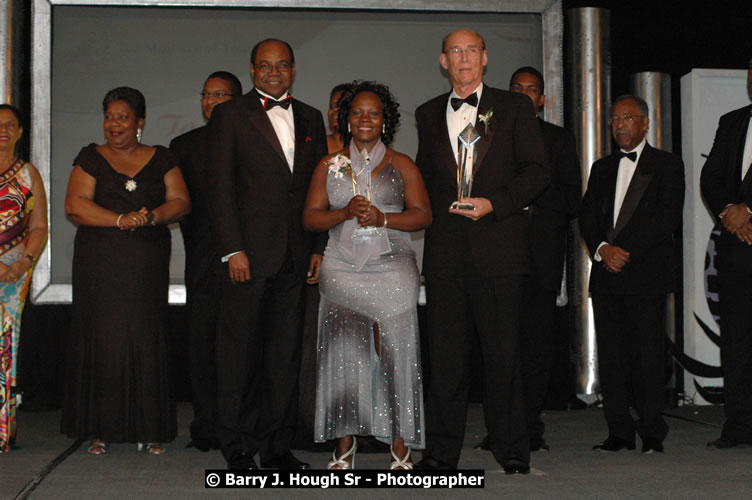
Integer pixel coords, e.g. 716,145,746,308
509,66,545,95
250,39,295,66
611,94,649,117
207,71,243,97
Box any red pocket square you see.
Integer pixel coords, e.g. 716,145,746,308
305,136,312,142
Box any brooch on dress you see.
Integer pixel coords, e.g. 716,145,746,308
125,179,137,192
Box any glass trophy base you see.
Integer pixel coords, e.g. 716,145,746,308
352,226,380,239
450,201,475,210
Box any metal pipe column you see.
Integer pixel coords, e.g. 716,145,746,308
0,0,28,159
0,1,26,105
566,7,611,395
629,72,677,395
630,72,672,151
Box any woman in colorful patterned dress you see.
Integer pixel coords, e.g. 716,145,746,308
0,104,49,453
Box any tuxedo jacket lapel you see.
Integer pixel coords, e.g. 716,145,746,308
248,89,289,173
474,93,496,173
611,145,655,239
733,113,752,190
430,95,458,177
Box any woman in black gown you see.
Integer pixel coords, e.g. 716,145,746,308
62,87,190,455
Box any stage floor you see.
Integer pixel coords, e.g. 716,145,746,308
3,403,751,499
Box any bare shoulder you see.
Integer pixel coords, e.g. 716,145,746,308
24,162,42,178
389,149,418,172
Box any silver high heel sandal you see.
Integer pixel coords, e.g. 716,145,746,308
328,439,357,469
390,446,413,470
137,442,165,455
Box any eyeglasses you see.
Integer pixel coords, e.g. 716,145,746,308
445,46,482,58
608,113,644,125
201,91,233,99
253,61,292,73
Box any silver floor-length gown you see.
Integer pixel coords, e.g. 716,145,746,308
314,161,424,448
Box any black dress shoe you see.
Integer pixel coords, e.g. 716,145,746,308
707,436,739,449
530,436,550,452
228,451,258,470
414,456,454,470
261,451,310,470
473,436,490,451
187,436,221,452
641,437,664,454
592,436,635,452
189,421,220,451
502,458,530,475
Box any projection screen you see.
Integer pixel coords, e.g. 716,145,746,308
31,0,563,303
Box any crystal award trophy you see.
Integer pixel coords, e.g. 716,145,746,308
450,123,481,210
352,149,377,237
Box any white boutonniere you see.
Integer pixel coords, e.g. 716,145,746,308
479,108,493,134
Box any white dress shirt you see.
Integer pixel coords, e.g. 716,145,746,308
256,88,296,171
446,83,483,165
741,115,752,181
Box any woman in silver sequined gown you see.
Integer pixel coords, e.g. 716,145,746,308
303,82,431,469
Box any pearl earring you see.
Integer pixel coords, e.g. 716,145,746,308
347,123,351,133
136,128,143,143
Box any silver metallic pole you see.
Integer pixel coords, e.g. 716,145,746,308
0,0,26,106
630,72,672,151
566,7,611,395
629,72,675,394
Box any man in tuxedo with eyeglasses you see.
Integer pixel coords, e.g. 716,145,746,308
580,94,684,454
206,39,327,470
414,29,549,474
170,70,242,453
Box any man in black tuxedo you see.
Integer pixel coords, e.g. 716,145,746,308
415,29,549,474
580,95,684,454
509,67,582,451
700,57,752,449
206,39,327,470
170,71,242,452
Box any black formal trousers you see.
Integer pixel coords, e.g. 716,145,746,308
591,292,668,443
186,284,219,441
170,125,223,444
215,254,305,462
424,247,528,467
717,267,752,442
520,274,557,439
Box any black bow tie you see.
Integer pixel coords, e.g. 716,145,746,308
450,93,478,111
618,151,637,162
264,96,292,111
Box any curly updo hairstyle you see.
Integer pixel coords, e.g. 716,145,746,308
337,81,400,147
